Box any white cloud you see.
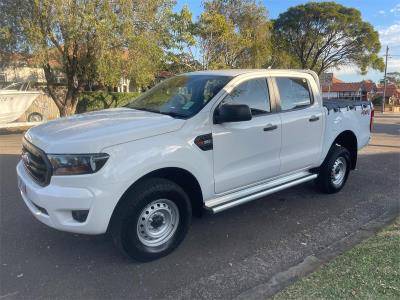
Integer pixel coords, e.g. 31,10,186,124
379,10,385,15
378,22,400,47
387,58,400,72
326,22,400,83
327,56,400,83
389,3,400,16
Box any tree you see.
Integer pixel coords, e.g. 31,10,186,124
0,0,33,67
274,2,384,75
380,72,400,86
198,11,243,69
1,0,174,116
198,0,272,69
164,5,200,73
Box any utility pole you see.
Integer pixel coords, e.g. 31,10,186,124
382,46,389,113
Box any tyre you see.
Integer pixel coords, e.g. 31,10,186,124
27,112,43,122
110,178,192,262
315,145,351,194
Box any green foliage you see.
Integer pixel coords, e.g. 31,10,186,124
1,0,389,117
164,5,199,73
274,2,384,75
372,96,383,106
1,0,174,116
77,92,140,114
198,0,272,69
380,72,400,85
0,0,33,64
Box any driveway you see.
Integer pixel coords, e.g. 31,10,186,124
0,114,399,299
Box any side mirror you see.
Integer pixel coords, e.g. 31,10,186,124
214,103,252,124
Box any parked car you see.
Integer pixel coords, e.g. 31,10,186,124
17,69,373,261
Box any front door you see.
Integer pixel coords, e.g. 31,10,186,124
212,77,282,194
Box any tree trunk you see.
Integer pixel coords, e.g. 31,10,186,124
58,99,78,117
42,61,82,117
45,87,80,117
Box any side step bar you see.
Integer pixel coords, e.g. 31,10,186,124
205,174,318,213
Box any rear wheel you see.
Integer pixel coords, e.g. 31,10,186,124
315,145,351,194
110,178,192,262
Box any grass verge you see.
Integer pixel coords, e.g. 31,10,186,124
273,217,400,299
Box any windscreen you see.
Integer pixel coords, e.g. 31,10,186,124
126,75,232,118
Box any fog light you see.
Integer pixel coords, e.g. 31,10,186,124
72,210,89,223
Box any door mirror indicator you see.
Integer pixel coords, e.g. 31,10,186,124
214,104,252,124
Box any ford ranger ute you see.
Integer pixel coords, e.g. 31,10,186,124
17,70,374,261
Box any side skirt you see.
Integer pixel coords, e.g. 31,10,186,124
205,173,318,213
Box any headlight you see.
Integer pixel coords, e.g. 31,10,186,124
47,153,110,175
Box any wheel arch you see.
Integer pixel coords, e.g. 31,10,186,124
331,130,358,169
111,167,204,226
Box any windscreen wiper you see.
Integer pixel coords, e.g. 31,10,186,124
129,107,160,113
159,111,187,119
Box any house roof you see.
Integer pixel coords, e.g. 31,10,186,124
332,76,344,84
1,52,61,68
376,84,400,98
362,80,377,92
321,80,377,93
321,82,362,93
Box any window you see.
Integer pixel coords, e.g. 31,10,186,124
222,78,270,115
275,77,313,111
0,73,6,82
126,75,231,118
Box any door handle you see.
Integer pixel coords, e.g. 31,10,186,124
309,115,320,122
263,124,278,131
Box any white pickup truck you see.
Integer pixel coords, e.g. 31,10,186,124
17,69,374,261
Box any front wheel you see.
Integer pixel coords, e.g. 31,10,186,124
315,145,351,194
110,178,192,262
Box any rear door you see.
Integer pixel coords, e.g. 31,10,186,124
272,76,324,174
212,76,281,194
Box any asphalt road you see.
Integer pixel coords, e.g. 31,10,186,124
0,114,399,299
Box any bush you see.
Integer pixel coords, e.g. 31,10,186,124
372,96,383,106
77,91,140,113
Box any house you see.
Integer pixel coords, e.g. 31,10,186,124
321,74,377,101
1,52,132,93
361,80,377,101
376,83,400,106
0,53,64,88
0,53,45,86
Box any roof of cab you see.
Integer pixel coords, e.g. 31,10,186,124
185,69,318,78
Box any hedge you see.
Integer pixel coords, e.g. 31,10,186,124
77,91,140,113
372,96,384,106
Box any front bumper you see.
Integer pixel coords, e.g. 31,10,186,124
16,161,118,234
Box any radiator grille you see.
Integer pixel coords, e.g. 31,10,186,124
22,139,51,186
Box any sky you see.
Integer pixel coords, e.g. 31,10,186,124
176,0,400,83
